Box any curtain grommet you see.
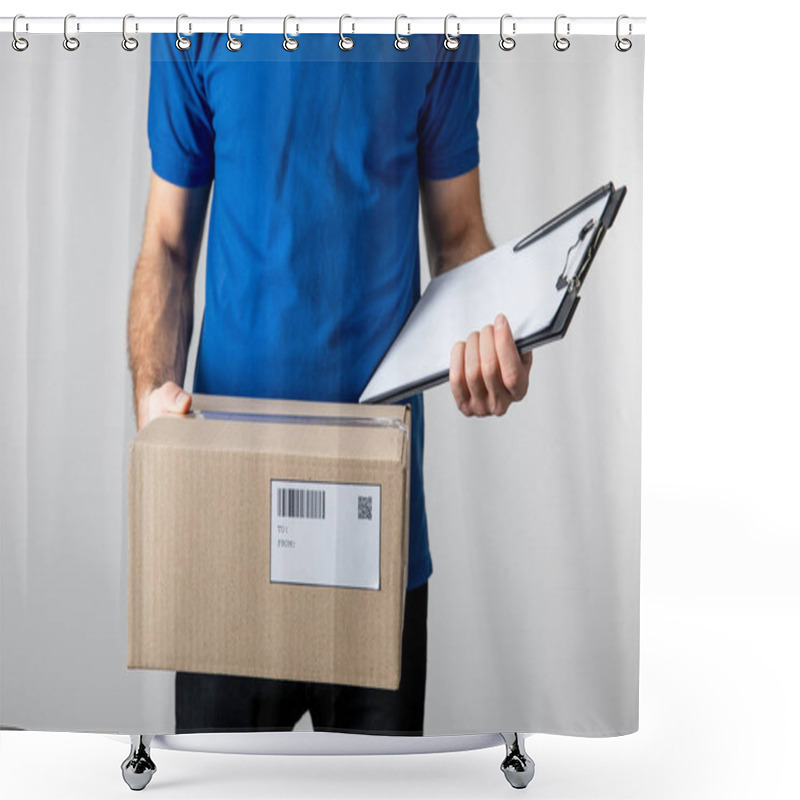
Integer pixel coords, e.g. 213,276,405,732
226,15,243,52
282,15,299,51
394,14,410,51
12,14,29,52
443,14,460,51
553,14,570,51
121,14,139,52
339,14,355,51
63,13,80,52
499,14,516,51
175,13,191,51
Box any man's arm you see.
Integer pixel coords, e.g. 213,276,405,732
420,166,533,417
421,165,493,276
127,171,211,430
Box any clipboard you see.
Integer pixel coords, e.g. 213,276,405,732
359,182,627,405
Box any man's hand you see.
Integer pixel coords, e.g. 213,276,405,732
420,169,531,417
137,381,192,431
450,314,533,417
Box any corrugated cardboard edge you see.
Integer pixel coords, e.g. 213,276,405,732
192,393,408,424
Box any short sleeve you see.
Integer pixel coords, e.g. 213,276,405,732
417,35,480,181
147,33,215,188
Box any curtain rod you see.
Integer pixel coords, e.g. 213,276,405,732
1,16,646,36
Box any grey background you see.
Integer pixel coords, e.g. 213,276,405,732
0,33,643,735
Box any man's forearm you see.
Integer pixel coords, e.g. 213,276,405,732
127,243,195,427
432,223,494,275
420,168,494,277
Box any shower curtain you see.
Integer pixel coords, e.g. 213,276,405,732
1,20,644,745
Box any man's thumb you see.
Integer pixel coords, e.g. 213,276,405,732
163,382,192,413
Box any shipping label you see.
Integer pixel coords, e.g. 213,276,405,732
270,480,381,590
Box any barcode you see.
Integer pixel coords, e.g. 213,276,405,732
277,488,326,519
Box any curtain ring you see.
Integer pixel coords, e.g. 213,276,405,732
615,15,632,51
283,15,299,51
227,15,243,51
12,14,29,52
499,13,515,51
175,14,191,51
339,14,354,50
121,14,139,52
63,13,80,51
394,14,410,51
553,14,570,51
443,14,460,51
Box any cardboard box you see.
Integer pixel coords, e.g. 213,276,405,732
128,393,411,690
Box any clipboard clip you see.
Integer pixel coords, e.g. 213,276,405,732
556,219,596,292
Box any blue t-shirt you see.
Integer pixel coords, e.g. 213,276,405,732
148,33,480,589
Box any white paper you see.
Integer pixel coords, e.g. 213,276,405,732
270,480,382,590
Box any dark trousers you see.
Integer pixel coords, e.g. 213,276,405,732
175,581,428,736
